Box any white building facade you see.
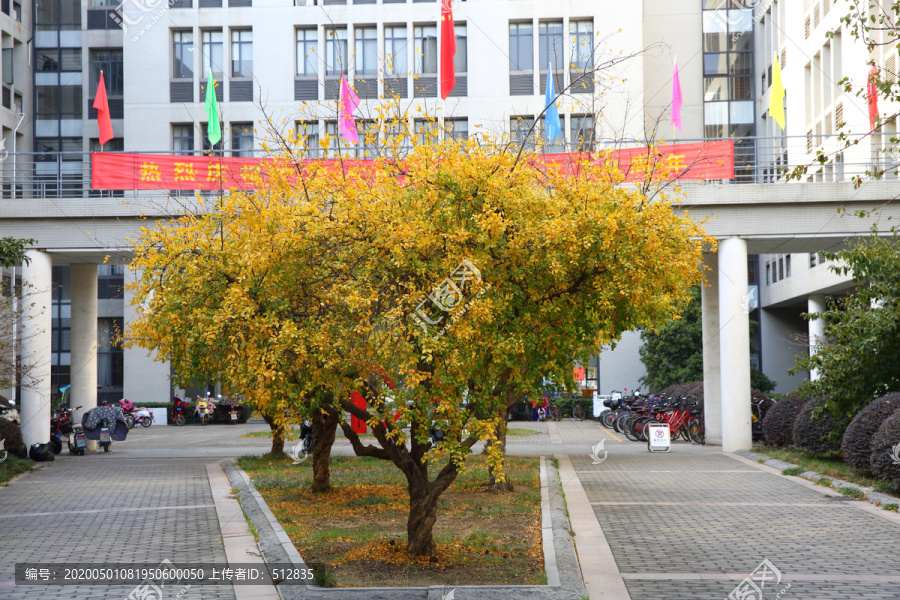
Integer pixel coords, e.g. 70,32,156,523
3,0,897,446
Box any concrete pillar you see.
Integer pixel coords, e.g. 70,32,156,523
701,252,722,446
71,264,98,450
19,251,53,449
718,237,752,452
807,294,826,381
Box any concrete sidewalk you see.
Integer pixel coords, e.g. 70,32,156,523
5,418,900,600
553,420,900,600
0,453,275,600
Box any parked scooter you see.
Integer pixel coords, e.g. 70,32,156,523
50,404,83,455
119,399,154,429
172,396,189,426
194,395,213,426
82,405,129,452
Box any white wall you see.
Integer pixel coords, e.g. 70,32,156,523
758,306,808,394
123,267,172,405
598,330,647,395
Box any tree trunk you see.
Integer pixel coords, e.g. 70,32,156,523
487,404,514,492
406,482,442,556
310,406,340,493
262,412,287,457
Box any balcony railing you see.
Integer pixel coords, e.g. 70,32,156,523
2,133,899,200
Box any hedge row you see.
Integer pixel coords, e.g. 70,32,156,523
761,394,808,447
762,391,900,489
841,393,900,471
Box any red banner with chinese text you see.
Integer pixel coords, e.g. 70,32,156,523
91,141,734,190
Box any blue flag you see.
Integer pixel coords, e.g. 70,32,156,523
544,61,562,143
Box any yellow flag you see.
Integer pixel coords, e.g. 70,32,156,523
769,52,786,130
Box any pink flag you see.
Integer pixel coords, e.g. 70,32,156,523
670,57,683,132
338,75,361,143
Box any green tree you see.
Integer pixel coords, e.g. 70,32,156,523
640,286,776,393
0,237,35,268
792,233,900,430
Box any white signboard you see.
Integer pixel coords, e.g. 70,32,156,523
647,423,671,453
149,407,168,426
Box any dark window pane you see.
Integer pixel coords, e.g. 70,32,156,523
730,76,752,100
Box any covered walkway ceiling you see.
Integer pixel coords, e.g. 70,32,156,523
1,180,899,257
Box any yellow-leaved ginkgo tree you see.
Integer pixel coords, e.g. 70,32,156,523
127,108,709,556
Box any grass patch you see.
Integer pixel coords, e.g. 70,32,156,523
241,427,377,439
755,447,900,499
506,428,538,437
837,486,866,499
237,453,543,588
0,455,34,485
883,503,898,512
816,477,832,487
781,467,804,476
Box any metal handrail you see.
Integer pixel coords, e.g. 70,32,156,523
2,133,898,199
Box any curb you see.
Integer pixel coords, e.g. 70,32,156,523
734,449,900,510
224,457,586,599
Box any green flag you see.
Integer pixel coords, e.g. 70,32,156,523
205,77,221,146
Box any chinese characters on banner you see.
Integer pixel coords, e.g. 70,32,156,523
91,141,735,191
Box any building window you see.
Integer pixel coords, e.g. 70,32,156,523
570,20,593,71
231,30,252,78
511,116,536,151
454,24,467,73
91,50,124,97
326,27,348,76
778,257,784,280
570,114,594,152
766,262,771,285
173,124,194,154
414,25,437,74
355,26,377,76
297,121,320,158
541,115,565,153
785,254,791,278
385,26,408,75
509,22,533,72
37,48,81,73
231,122,253,157
202,122,223,155
414,118,438,145
297,28,318,76
173,31,194,79
97,317,124,398
701,4,755,146
358,120,379,157
202,30,224,80
539,21,563,73
325,120,357,157
445,117,468,141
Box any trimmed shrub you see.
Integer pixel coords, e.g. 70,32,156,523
761,394,807,446
792,397,840,454
0,419,27,458
869,410,900,489
842,393,900,472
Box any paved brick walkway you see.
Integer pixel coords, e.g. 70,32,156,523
565,432,900,600
0,457,235,600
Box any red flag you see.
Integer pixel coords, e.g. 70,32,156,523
93,72,114,146
868,65,880,130
439,0,456,100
